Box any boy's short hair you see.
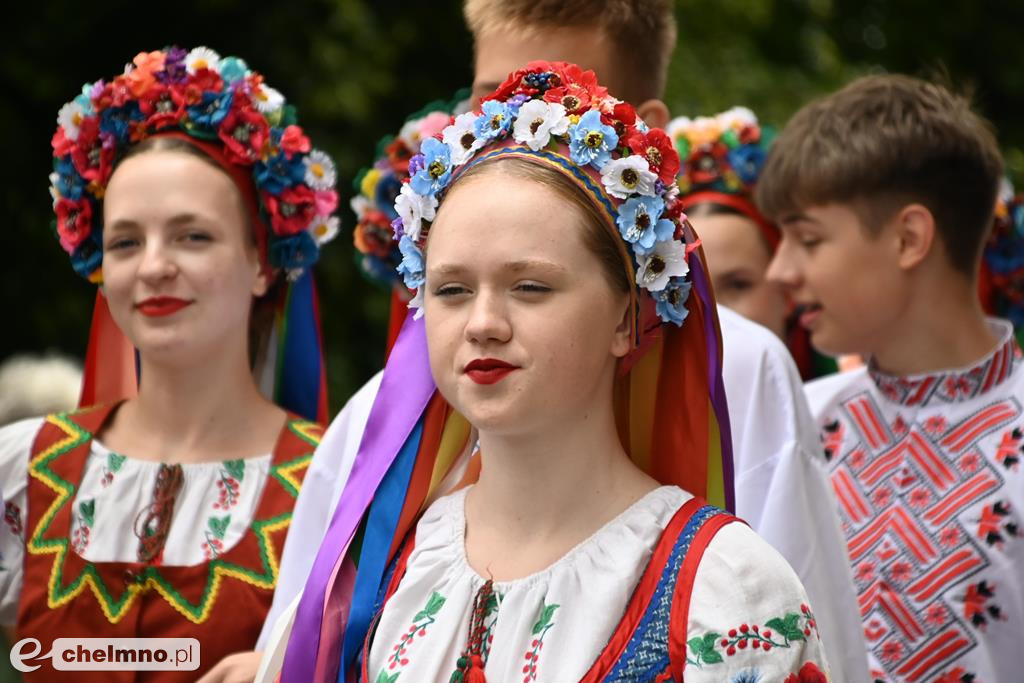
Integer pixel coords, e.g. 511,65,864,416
756,74,1003,276
464,0,675,103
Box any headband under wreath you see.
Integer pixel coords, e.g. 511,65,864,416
393,61,698,327
50,46,340,283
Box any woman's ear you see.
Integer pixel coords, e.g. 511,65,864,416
636,99,670,130
611,296,633,358
252,265,271,298
894,203,936,271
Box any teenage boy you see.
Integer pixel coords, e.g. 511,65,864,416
759,74,1017,682
249,3,867,681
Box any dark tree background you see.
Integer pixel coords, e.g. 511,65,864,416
0,0,1020,413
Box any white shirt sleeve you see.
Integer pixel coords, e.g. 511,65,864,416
684,521,831,680
0,417,44,627
256,371,383,649
718,306,869,682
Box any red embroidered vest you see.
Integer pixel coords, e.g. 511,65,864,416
16,403,319,681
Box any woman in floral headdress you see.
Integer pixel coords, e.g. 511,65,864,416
0,46,340,681
260,61,829,683
668,108,836,379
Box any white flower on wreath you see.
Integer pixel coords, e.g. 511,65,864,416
57,100,87,141
717,106,757,132
395,183,437,242
253,84,285,115
185,47,221,74
306,215,340,246
48,173,61,208
600,156,658,199
443,112,486,166
350,195,371,218
304,150,337,191
408,288,425,320
512,100,570,151
635,239,689,292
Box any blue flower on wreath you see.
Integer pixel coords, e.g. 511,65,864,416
570,109,619,169
359,252,401,287
653,278,692,327
727,144,765,185
73,90,95,117
54,158,86,200
219,57,250,84
374,174,403,221
186,89,234,131
255,144,306,194
270,231,320,271
396,234,426,289
99,101,143,141
617,195,674,253
410,138,453,195
70,228,103,279
474,100,512,142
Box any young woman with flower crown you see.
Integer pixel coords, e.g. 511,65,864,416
259,62,829,683
0,46,340,681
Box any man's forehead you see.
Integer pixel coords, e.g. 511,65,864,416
472,25,617,95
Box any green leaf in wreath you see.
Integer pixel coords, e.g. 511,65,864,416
224,459,246,481
208,514,231,539
531,602,560,634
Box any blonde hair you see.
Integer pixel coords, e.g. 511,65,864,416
464,0,676,103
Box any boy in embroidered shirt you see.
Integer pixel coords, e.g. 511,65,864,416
254,2,867,681
758,74,1020,682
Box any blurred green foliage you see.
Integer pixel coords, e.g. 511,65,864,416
0,0,1020,423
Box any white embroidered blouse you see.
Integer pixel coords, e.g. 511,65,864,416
364,485,830,683
0,416,273,626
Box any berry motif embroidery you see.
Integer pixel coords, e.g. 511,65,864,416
214,459,245,510
201,514,231,560
71,499,95,554
686,604,820,665
377,590,446,681
100,452,126,487
3,500,23,537
480,590,501,664
522,601,559,682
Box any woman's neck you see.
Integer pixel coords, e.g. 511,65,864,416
464,401,658,581
102,346,285,464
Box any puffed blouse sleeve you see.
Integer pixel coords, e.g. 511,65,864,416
682,521,831,682
0,417,43,627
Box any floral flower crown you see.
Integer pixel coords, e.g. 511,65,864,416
351,92,469,289
50,46,340,283
393,61,697,327
667,107,772,198
985,185,1024,327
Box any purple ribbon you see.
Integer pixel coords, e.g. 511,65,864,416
688,251,736,513
281,312,437,682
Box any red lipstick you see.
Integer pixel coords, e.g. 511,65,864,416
464,358,519,385
796,303,823,330
136,296,191,317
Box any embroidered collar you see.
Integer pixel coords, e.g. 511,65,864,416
868,319,1021,407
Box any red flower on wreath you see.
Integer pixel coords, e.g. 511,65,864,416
182,69,224,106
354,210,397,258
280,125,311,158
687,142,729,185
543,82,592,115
56,197,93,252
52,127,75,157
602,102,637,139
139,83,188,131
218,104,270,165
263,185,317,236
625,128,680,184
70,118,115,185
386,138,414,175
784,662,828,683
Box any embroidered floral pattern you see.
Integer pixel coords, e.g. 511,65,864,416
3,500,23,537
201,514,230,560
783,661,828,683
214,459,245,510
71,498,95,554
378,590,446,680
100,452,126,487
522,600,558,682
687,604,820,665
